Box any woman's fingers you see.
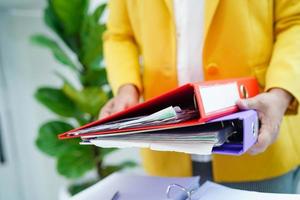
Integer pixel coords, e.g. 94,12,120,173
99,99,114,119
236,89,292,156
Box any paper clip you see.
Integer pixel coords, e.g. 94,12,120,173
166,183,194,200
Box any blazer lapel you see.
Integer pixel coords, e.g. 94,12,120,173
204,0,220,42
164,0,174,20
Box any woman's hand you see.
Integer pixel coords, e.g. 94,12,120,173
99,84,140,119
236,88,293,155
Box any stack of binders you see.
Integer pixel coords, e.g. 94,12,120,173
59,77,260,155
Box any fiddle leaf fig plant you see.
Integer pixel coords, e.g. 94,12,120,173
31,0,136,195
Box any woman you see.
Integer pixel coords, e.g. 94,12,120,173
100,0,300,193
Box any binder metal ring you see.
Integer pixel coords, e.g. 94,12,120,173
166,183,192,200
239,84,249,98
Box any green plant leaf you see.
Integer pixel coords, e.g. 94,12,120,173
44,4,63,39
101,161,137,178
80,68,108,87
31,34,78,71
35,87,82,117
36,121,79,157
44,3,81,54
119,161,137,168
68,179,98,196
51,0,89,36
63,83,108,116
57,146,94,179
80,14,106,69
93,3,106,22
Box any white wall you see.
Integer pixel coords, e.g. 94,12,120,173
0,0,143,200
0,7,66,200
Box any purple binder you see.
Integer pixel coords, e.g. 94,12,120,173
211,110,259,155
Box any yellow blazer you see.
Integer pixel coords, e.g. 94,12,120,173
103,0,300,182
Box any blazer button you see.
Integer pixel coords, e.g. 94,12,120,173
206,63,219,75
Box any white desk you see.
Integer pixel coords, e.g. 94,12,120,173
71,173,300,200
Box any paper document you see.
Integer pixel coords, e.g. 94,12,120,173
88,126,234,145
89,139,215,155
84,125,235,155
78,106,239,155
68,106,198,136
71,173,300,200
71,173,200,200
193,181,300,200
75,106,246,155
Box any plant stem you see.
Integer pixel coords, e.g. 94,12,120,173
93,146,103,179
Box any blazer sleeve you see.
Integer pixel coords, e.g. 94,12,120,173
103,0,142,95
265,0,300,113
